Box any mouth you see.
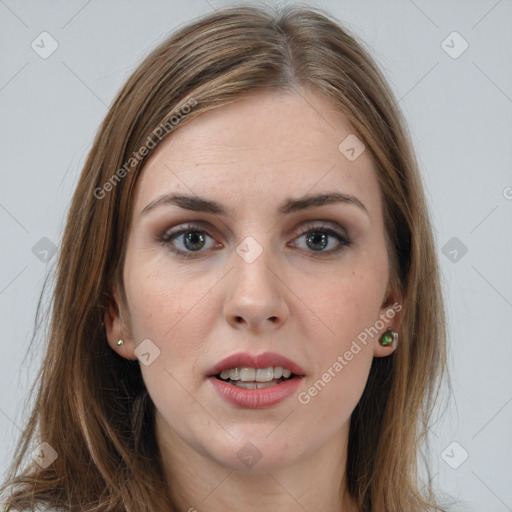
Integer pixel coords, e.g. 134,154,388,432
206,352,306,408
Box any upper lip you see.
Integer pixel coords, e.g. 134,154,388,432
207,351,306,377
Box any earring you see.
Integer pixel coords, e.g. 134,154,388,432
117,339,124,346
379,330,398,347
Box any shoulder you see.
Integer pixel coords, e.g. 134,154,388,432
1,503,66,512
1,491,67,512
2,508,66,511
1,500,67,511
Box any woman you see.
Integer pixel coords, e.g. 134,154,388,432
1,4,450,511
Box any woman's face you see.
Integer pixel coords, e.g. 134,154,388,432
107,89,401,474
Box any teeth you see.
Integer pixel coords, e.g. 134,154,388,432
217,366,293,382
231,380,279,389
255,367,274,382
228,368,240,381
239,367,256,381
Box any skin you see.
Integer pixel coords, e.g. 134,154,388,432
105,88,402,511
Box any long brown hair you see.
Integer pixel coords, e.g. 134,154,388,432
1,4,450,511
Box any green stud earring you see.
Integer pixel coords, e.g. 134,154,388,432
117,339,124,346
379,330,398,347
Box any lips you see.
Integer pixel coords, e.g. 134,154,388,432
206,351,306,409
206,351,306,377
209,374,304,408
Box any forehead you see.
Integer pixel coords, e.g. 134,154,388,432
134,89,381,218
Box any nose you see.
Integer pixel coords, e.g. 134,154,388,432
222,244,289,333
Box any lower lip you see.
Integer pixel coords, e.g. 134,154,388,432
208,376,304,409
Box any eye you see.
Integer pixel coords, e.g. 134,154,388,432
292,224,353,255
158,223,221,258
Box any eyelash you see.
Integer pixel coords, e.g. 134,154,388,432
157,222,353,259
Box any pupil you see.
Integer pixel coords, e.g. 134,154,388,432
184,232,205,251
306,232,327,251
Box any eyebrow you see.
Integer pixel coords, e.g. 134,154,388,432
140,191,369,217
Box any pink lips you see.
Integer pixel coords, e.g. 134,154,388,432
207,351,306,409
206,351,306,377
209,376,304,409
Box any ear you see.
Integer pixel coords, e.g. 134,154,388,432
105,284,138,360
373,285,404,358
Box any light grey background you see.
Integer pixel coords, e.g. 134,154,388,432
1,1,511,510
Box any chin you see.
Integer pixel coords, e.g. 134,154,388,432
201,430,305,473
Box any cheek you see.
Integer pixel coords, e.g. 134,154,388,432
298,248,388,400
124,247,202,335
295,275,379,438
123,253,222,381
123,267,217,413
307,258,388,346
300,350,372,415
304,276,377,391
